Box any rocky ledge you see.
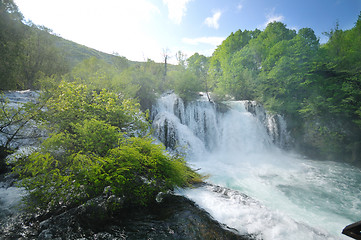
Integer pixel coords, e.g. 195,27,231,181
0,193,255,240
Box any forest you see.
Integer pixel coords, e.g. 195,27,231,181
207,18,361,164
1,0,361,213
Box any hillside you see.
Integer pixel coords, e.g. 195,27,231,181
53,35,131,68
0,0,170,90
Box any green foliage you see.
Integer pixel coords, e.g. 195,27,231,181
187,53,210,92
21,23,69,89
0,0,25,89
38,81,149,135
257,22,296,50
72,119,121,156
16,135,199,210
64,57,167,111
206,14,361,162
0,1,69,90
14,81,201,211
208,29,260,90
119,64,160,110
54,36,130,69
168,70,203,101
0,0,130,90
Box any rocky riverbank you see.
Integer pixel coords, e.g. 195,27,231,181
0,188,254,240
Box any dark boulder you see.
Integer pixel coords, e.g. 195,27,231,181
0,194,255,240
0,146,13,174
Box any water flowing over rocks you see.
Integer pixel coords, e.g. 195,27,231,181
2,91,359,240
0,90,43,150
151,92,361,239
0,191,254,240
151,93,292,154
243,100,292,150
0,91,254,240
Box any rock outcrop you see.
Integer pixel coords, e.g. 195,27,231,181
0,193,254,240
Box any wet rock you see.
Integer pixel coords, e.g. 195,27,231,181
0,146,13,174
243,100,292,150
0,194,254,240
243,100,266,123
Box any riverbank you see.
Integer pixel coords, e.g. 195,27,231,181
0,183,254,240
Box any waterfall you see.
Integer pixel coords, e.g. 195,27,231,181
0,91,38,222
152,93,361,240
243,100,292,149
152,93,289,155
0,90,41,149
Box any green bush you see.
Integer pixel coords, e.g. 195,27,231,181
14,81,201,211
16,127,199,210
168,70,202,101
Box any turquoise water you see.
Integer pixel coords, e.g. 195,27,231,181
152,95,361,240
183,151,361,240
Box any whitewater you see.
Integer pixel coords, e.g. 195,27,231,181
152,93,361,240
1,91,360,239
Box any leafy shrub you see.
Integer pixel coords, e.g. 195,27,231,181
167,70,202,101
14,82,201,211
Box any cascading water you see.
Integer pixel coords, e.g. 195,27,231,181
152,93,361,240
0,90,38,223
0,90,41,149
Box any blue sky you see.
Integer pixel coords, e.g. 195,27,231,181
14,0,361,63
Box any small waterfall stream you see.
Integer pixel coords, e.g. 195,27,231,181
0,90,38,223
152,93,361,240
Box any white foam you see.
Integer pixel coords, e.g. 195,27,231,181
0,186,25,218
180,185,347,240
153,94,361,240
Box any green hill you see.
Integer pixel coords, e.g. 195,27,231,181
53,35,131,68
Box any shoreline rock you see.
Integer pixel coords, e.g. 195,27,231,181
0,193,255,240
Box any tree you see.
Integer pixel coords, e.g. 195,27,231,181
209,30,258,86
14,81,202,211
257,21,296,50
21,23,69,89
37,80,148,135
118,66,158,110
255,27,319,115
162,48,171,81
0,0,25,89
1,0,70,90
187,53,210,95
168,70,202,101
175,50,187,67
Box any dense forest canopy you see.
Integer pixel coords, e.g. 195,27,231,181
1,0,361,165
205,15,361,164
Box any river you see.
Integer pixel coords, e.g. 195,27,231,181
1,91,360,239
152,93,361,240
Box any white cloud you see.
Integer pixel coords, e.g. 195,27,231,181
204,11,222,29
237,3,243,10
162,0,192,24
266,15,284,24
182,36,225,46
264,8,284,27
290,26,299,31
